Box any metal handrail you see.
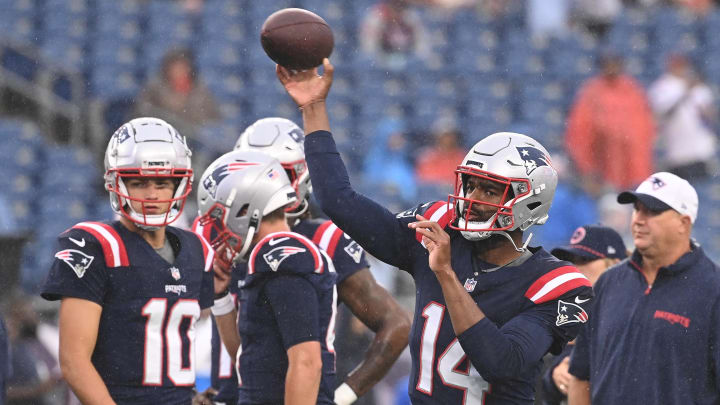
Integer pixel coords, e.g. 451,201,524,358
0,39,85,143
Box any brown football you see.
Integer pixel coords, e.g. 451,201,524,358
260,8,334,70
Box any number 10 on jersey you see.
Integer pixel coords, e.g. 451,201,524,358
142,298,201,385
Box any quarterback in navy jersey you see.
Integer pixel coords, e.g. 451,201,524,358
194,118,410,405
276,60,594,404
41,118,215,405
197,150,338,405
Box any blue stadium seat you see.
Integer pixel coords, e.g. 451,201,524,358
91,67,140,98
197,43,243,70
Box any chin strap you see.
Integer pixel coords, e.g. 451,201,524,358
234,209,261,264
497,231,533,253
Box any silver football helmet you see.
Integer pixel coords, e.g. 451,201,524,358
196,150,297,265
104,117,193,230
234,118,311,218
449,132,558,247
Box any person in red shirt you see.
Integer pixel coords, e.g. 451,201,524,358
565,54,655,192
415,119,467,188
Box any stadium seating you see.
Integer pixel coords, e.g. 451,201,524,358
2,0,720,272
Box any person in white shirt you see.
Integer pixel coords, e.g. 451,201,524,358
648,53,717,180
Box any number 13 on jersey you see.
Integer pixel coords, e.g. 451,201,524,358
418,302,489,404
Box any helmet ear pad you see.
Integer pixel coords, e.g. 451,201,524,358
448,132,557,241
104,117,194,229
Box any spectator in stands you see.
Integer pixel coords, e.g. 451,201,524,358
571,0,622,39
527,0,570,41
566,53,655,193
648,53,717,181
536,225,627,404
134,48,220,129
415,117,466,189
568,172,720,404
363,117,418,205
4,293,62,405
360,0,431,70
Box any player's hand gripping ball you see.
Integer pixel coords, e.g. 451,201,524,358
260,8,334,70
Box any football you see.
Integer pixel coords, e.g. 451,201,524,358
260,8,334,70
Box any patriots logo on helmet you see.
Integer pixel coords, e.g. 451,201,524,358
343,238,364,264
288,128,305,143
556,299,589,326
114,126,131,144
516,146,550,175
203,161,260,199
263,245,307,271
55,249,94,278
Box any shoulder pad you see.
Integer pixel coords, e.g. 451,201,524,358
524,265,591,305
63,222,129,268
248,232,323,276
396,201,453,244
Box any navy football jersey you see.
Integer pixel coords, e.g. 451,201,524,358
198,216,368,403
41,221,215,405
237,231,337,405
294,217,369,284
327,200,592,405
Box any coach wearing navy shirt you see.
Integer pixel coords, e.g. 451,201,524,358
568,172,720,404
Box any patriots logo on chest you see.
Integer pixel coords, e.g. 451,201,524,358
516,146,551,175
55,249,94,278
263,246,307,271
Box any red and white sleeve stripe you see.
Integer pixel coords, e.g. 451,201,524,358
312,221,344,259
72,222,130,268
524,266,591,304
415,201,453,244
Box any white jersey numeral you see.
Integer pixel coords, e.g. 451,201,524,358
320,249,338,355
142,298,200,386
417,302,489,404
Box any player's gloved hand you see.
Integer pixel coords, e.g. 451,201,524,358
409,214,453,276
191,387,218,405
276,58,334,109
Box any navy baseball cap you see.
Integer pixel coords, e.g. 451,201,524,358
551,225,628,261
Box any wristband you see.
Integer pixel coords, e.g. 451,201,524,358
334,382,358,405
214,289,229,300
211,293,234,316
